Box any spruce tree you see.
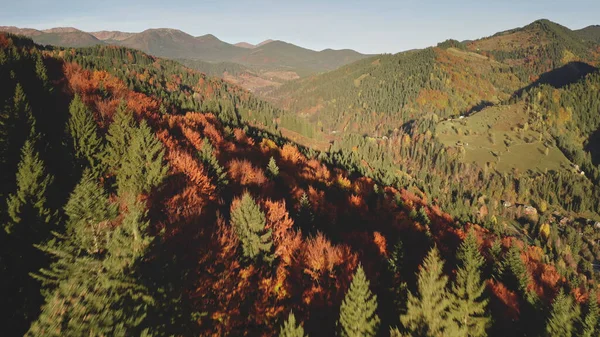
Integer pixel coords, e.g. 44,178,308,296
503,245,537,304
3,135,54,337
63,169,117,255
5,138,53,234
35,54,48,86
104,102,135,172
400,247,459,337
29,171,153,336
581,290,598,337
279,311,307,337
0,83,34,199
198,138,228,189
297,193,314,233
267,156,279,178
67,94,103,172
116,120,168,196
451,230,490,337
545,290,579,337
230,193,273,263
338,264,380,337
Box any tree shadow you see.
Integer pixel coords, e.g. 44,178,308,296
512,61,598,98
585,128,600,166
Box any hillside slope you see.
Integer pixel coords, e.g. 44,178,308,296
273,19,599,135
576,25,600,43
467,19,599,74
0,26,103,47
273,46,523,134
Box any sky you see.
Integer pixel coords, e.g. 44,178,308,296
1,0,598,54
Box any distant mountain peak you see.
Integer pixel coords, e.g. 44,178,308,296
257,39,274,47
235,42,255,49
42,27,81,33
196,33,221,41
0,26,43,36
91,30,135,41
143,28,189,36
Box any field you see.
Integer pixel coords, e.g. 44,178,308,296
436,102,573,174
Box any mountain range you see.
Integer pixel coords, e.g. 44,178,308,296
0,25,367,72
0,25,369,93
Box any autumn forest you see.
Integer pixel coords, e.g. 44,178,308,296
1,15,600,337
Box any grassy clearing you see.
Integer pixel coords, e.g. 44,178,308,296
436,103,573,174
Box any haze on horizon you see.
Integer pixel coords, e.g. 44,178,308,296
1,0,598,54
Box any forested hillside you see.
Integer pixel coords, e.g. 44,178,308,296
273,46,523,134
273,19,599,135
576,25,600,44
2,17,600,337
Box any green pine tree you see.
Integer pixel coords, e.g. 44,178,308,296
0,83,35,199
545,290,579,337
297,193,314,233
104,102,136,172
116,120,168,197
581,290,598,337
451,230,490,337
418,207,431,225
338,264,380,337
2,132,54,337
279,311,307,337
401,247,459,337
267,156,279,178
6,138,54,234
63,169,117,255
230,192,273,263
198,138,228,188
35,54,48,85
503,245,537,304
29,171,153,337
67,94,103,173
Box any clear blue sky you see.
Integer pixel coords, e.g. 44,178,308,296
1,0,598,54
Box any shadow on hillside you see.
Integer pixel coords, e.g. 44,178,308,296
465,100,494,116
585,129,600,166
513,61,598,98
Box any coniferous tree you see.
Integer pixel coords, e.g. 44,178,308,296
5,138,54,234
387,239,408,314
418,207,431,225
63,169,117,255
230,192,273,263
451,230,490,337
545,290,579,337
338,264,380,337
104,102,135,172
581,290,598,337
117,120,168,197
3,131,54,337
267,156,279,178
503,245,537,305
35,54,48,86
296,193,314,233
401,247,459,337
67,94,103,173
279,311,307,337
29,171,154,336
198,138,228,188
0,84,34,199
